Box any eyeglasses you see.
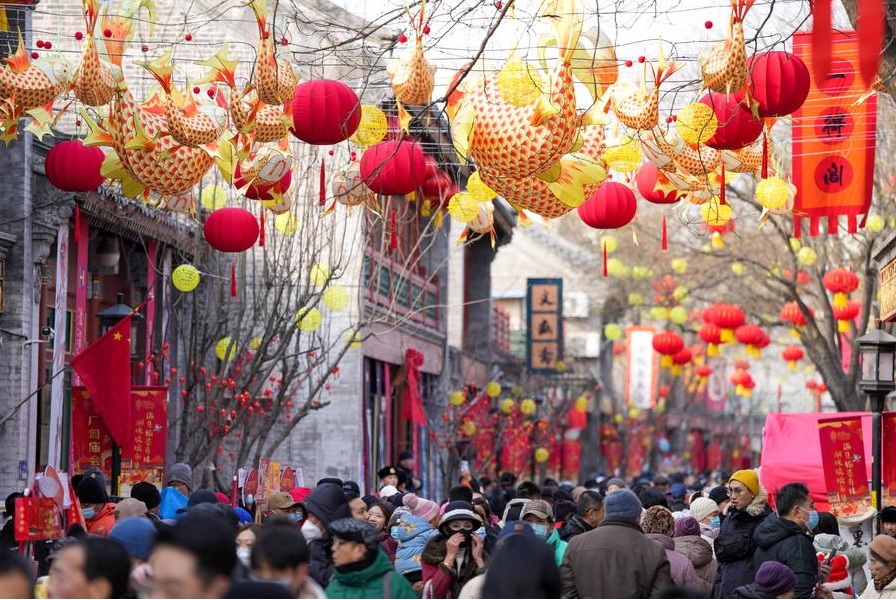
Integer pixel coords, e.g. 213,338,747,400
726,487,748,497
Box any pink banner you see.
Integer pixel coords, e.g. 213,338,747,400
883,413,896,506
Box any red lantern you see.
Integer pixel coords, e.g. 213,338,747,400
735,324,766,357
291,80,361,145
747,51,811,117
203,208,259,252
45,140,105,192
822,268,860,309
733,359,751,371
360,140,427,195
699,91,762,150
671,347,692,376
781,345,804,370
578,181,638,229
653,330,684,368
635,162,680,204
780,301,813,336
708,303,745,343
832,299,861,332
420,157,458,209
695,364,713,379
698,323,722,356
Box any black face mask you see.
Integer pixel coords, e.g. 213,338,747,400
458,530,473,547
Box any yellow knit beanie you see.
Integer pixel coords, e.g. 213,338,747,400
729,469,759,496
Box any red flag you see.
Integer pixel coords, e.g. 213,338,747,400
70,315,133,449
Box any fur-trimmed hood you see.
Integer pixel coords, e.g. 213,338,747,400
741,485,769,517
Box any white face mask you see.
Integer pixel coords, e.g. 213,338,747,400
301,520,322,542
236,546,251,567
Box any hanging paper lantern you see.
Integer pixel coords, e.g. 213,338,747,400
700,199,732,227
604,323,623,341
332,163,372,207
797,246,817,266
420,168,458,209
310,264,330,287
485,381,502,398
360,140,427,195
578,181,637,229
520,398,537,415
669,306,688,325
731,262,746,275
607,259,630,278
627,292,643,306
45,140,105,192
447,192,480,223
671,347,692,376
649,307,670,321
781,345,804,370
747,51,811,117
709,303,745,343
200,184,228,211
468,203,494,234
602,136,643,172
461,421,477,437
675,102,718,145
291,79,362,145
466,171,497,202
695,364,713,380
832,299,861,332
867,214,886,233
671,258,688,274
699,91,762,150
653,330,684,368
234,152,293,201
500,398,516,414
497,51,544,106
350,105,388,147
756,177,795,211
534,447,550,463
449,391,466,406
780,301,813,337
215,337,236,362
172,264,201,292
204,208,259,252
295,307,323,332
635,162,681,204
274,211,299,235
672,286,688,301
735,324,766,358
698,323,722,356
322,285,350,311
632,266,653,280
823,268,860,309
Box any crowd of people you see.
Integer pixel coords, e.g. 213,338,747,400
2,461,896,599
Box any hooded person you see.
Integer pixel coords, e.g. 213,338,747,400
861,535,896,599
674,516,717,596
391,493,441,590
165,463,193,496
420,501,486,599
714,469,772,598
324,518,415,599
76,476,116,536
301,483,352,588
733,560,797,599
641,506,705,594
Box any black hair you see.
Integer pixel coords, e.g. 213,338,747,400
515,482,541,500
776,482,811,517
540,487,556,504
4,493,23,518
582,479,599,489
154,512,237,583
638,487,669,510
480,535,560,598
577,490,604,517
83,537,132,599
815,511,839,536
366,501,393,532
251,524,309,571
448,486,473,504
0,550,34,596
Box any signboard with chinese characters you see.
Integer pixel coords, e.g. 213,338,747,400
72,387,168,487
625,326,657,410
882,413,896,506
881,259,896,322
526,279,563,374
818,416,872,519
792,31,876,237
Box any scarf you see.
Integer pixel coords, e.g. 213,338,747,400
873,565,896,592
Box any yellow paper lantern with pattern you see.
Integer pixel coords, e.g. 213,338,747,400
520,398,537,415
756,177,793,211
500,398,516,414
350,105,388,147
310,264,330,287
676,103,718,145
614,413,624,424
534,447,550,463
201,184,227,211
172,264,201,292
789,237,802,251
295,307,322,332
797,246,817,266
628,407,639,419
701,199,732,227
322,286,350,311
602,136,643,172
485,381,502,398
274,211,299,235
466,172,497,202
868,214,885,233
215,337,236,362
448,192,480,223
604,323,623,341
450,391,466,406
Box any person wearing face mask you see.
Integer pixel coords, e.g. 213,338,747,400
266,492,305,525
520,499,568,567
690,497,722,552
393,493,441,591
861,535,896,598
421,501,486,599
75,476,116,536
753,482,826,599
234,524,261,576
300,483,353,588
249,523,327,599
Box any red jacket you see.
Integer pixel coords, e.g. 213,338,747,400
85,503,116,537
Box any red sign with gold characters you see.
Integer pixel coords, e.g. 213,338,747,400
882,413,896,507
818,416,872,518
792,31,876,237
72,386,168,487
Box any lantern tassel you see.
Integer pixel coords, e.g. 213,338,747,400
230,262,237,297
661,215,668,251
719,162,726,205
602,242,608,277
319,158,326,207
259,211,265,247
389,207,398,252
761,130,768,179
74,204,81,243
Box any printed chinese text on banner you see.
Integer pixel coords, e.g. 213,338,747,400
792,31,876,238
818,416,872,519
526,278,563,374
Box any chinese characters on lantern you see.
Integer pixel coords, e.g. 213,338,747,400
526,279,564,373
818,417,872,518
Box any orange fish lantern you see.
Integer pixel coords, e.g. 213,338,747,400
291,80,361,145
73,0,119,107
234,149,293,201
700,0,754,95
248,0,297,107
331,162,373,207
387,1,436,105
612,49,680,131
569,26,618,101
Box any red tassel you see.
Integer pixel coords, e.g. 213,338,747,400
230,263,237,297
319,159,326,206
858,0,884,86
761,131,768,179
602,242,608,277
389,208,398,252
719,162,726,205
661,215,668,251
812,0,832,85
73,204,81,243
259,211,265,247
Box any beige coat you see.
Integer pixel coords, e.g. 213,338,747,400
860,577,896,599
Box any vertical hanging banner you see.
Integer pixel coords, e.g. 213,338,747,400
818,416,872,518
625,326,658,410
526,279,563,374
792,31,876,237
883,413,896,506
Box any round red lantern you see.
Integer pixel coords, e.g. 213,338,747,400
653,330,684,368
822,268,860,308
832,299,861,332
780,301,813,335
360,140,427,195
733,358,751,371
671,347,692,376
698,323,722,356
708,303,745,342
578,181,638,229
735,323,767,357
291,79,361,145
203,208,259,252
635,162,680,204
420,157,458,209
748,51,811,117
781,345,804,370
46,140,105,192
695,364,713,379
699,91,762,150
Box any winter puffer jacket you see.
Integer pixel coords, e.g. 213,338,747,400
674,534,717,597
713,487,772,599
392,512,438,576
546,528,568,567
558,515,594,542
753,514,819,599
647,533,704,593
325,550,416,599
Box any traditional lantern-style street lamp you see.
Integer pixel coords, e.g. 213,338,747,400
856,328,896,532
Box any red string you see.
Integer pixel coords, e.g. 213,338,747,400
259,211,265,247
73,204,81,243
230,263,237,297
319,159,326,207
661,215,668,251
389,208,398,252
719,162,726,205
602,242,608,277
761,132,768,179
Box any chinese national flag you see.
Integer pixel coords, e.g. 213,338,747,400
71,316,133,449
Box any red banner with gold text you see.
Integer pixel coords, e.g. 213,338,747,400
882,413,896,507
818,416,872,519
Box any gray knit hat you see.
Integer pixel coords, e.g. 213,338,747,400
603,489,643,523
165,463,193,492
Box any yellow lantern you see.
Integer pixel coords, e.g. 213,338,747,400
701,199,732,227
500,398,516,414
631,266,653,280
614,413,624,424
450,391,466,406
672,286,688,301
448,192,481,223
485,381,502,398
201,184,227,211
628,292,644,306
602,136,643,172
602,235,618,254
466,172,497,202
462,421,477,437
606,258,630,279
322,286,350,311
520,398,537,415
669,306,688,325
555,360,567,373
574,395,588,412
755,177,793,211
797,246,817,266
649,306,669,321
274,211,299,235
731,262,746,275
172,264,201,292
295,307,322,332
789,237,802,251
604,323,623,341
628,407,639,419
215,337,236,362
310,264,330,287
497,50,543,107
676,103,718,145
867,214,885,233
510,385,524,397
710,232,724,250
670,258,688,274
350,105,388,147
534,447,550,463
249,337,263,350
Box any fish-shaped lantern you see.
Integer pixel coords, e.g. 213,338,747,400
73,0,119,107
248,0,297,107
700,0,754,95
387,1,436,105
612,49,679,132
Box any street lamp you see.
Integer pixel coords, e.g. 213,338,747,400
856,328,896,530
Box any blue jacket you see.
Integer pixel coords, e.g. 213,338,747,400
391,512,437,576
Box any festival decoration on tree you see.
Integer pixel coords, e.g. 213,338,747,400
577,181,637,229
350,105,388,147
730,367,754,397
171,264,201,292
73,0,124,107
331,163,373,208
203,207,259,296
291,79,362,145
653,330,684,368
780,301,813,338
247,0,298,107
747,51,810,117
233,148,293,201
295,307,322,332
387,1,436,105
734,323,769,358
831,299,861,333
700,0,753,95
698,322,723,356
707,303,744,343
612,49,680,131
675,102,717,145
45,140,105,192
781,345,804,370
671,347,692,377
360,139,426,195
699,91,762,150
822,268,860,310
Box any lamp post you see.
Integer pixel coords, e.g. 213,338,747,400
96,293,143,497
856,328,896,532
